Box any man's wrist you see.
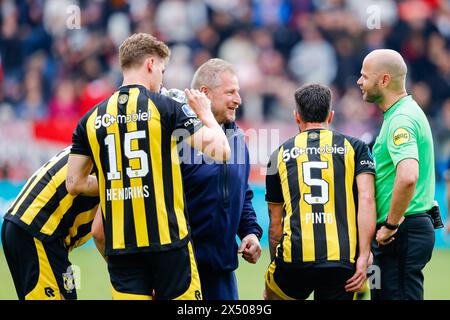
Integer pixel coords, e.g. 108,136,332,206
383,218,400,230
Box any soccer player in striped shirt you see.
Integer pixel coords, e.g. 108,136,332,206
2,146,99,300
264,84,376,300
66,33,230,300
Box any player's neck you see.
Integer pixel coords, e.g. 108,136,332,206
379,91,408,112
300,122,326,132
122,72,151,91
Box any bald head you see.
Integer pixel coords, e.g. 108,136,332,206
364,49,407,81
357,49,408,109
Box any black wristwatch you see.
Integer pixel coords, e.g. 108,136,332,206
383,218,400,230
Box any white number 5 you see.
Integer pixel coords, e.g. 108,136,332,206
302,161,329,205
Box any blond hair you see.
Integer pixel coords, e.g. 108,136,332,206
119,33,170,70
191,58,236,89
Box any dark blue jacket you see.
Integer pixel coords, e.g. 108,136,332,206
179,122,263,272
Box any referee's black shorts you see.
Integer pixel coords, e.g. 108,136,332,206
265,259,355,300
1,219,76,300
371,213,435,300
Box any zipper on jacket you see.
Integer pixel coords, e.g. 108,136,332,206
223,161,229,205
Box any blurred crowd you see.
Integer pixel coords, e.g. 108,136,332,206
0,0,450,180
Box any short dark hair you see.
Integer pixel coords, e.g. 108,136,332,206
294,84,331,123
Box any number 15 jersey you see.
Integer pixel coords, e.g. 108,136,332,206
71,85,202,255
265,129,374,268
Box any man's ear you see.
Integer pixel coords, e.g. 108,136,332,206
199,85,209,96
145,56,155,73
294,110,302,126
380,73,391,88
327,110,334,125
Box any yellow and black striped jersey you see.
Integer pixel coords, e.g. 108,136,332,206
265,129,375,268
4,147,100,252
71,84,203,255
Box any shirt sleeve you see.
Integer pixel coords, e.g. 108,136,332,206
71,112,92,157
387,114,418,167
349,138,376,176
265,148,284,203
163,96,203,139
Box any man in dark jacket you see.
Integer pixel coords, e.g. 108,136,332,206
178,58,263,300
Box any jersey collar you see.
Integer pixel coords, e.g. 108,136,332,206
384,94,412,118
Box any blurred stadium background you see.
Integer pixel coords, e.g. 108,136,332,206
0,0,449,299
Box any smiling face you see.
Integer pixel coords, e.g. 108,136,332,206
206,70,241,124
357,58,384,104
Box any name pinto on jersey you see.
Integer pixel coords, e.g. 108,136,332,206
305,212,334,224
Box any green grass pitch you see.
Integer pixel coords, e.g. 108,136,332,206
1,246,449,300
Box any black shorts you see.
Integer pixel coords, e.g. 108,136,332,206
108,241,202,300
1,220,76,300
371,213,435,300
265,259,355,300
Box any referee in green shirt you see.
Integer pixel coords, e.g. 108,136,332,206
357,49,435,300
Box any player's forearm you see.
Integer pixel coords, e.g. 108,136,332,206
355,173,376,257
269,224,281,261
66,174,99,196
268,204,283,261
190,126,231,161
203,127,231,161
81,175,99,196
66,154,97,196
387,163,418,224
357,197,376,259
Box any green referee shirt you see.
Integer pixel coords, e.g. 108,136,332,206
373,95,435,224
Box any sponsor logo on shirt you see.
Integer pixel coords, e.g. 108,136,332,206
360,160,375,169
282,144,348,162
181,104,197,118
183,117,201,127
393,128,410,146
94,110,150,129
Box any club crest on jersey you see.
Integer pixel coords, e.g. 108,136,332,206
118,94,128,105
181,104,197,118
63,272,75,293
393,128,410,146
308,132,319,139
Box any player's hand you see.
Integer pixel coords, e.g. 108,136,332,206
238,234,261,264
376,226,397,246
376,216,404,246
345,255,368,292
446,223,450,235
184,89,212,119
